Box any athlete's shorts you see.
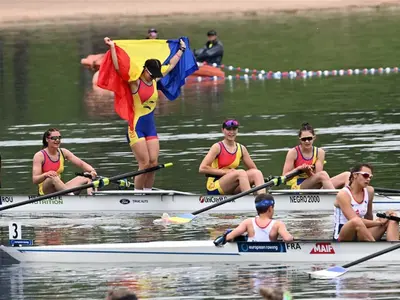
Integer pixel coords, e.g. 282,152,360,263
333,223,358,241
126,112,158,146
206,177,225,195
287,177,306,190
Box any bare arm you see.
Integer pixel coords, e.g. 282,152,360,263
62,149,96,174
277,221,294,242
199,143,227,177
241,145,257,170
226,219,250,241
104,37,120,72
32,152,46,185
282,149,297,176
314,148,325,173
161,39,186,78
364,185,375,220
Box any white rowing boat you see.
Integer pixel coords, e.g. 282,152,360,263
2,240,400,264
1,189,399,213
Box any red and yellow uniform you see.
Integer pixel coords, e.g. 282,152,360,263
206,142,243,195
38,149,65,195
286,146,318,189
126,79,160,146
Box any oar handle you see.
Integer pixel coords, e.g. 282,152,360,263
0,162,173,212
376,213,400,222
192,168,303,216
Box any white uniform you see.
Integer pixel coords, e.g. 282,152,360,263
333,186,369,240
247,217,276,242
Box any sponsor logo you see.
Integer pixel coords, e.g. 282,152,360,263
28,196,63,205
238,242,287,253
120,199,130,205
310,242,335,254
0,196,14,205
289,195,320,204
286,242,301,250
199,196,235,204
131,199,149,204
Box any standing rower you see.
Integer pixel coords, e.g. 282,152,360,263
214,193,293,246
282,122,349,189
333,163,399,241
199,119,266,195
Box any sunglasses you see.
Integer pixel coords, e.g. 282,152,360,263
355,172,373,179
224,120,239,128
300,136,313,142
49,136,62,141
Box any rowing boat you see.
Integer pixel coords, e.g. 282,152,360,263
2,240,400,264
1,189,399,213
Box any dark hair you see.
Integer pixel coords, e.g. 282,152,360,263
42,128,60,148
259,287,289,300
298,122,315,137
348,163,374,185
106,287,138,300
255,193,274,214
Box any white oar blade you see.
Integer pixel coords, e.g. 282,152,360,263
308,266,348,279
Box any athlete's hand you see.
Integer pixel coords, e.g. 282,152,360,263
213,229,232,247
179,39,186,50
44,171,58,178
385,210,397,217
104,37,114,47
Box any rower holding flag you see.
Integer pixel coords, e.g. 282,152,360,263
214,193,293,246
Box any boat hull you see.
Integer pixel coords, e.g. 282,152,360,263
0,190,399,213
2,240,400,264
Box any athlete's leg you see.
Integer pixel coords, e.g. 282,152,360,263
300,171,334,189
246,169,266,194
338,218,375,241
144,138,159,189
330,171,351,189
219,170,251,195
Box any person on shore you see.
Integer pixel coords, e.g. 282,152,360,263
146,28,158,39
199,119,266,195
282,122,350,190
333,163,399,241
194,30,224,65
32,128,97,195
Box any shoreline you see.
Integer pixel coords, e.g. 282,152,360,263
1,0,400,28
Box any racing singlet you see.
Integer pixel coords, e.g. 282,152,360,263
206,142,243,195
333,186,369,240
247,218,276,242
38,149,65,195
127,79,159,146
286,146,318,189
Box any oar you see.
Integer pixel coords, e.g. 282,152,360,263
155,168,303,225
309,242,400,279
0,163,173,212
76,172,133,189
375,187,400,194
376,213,400,222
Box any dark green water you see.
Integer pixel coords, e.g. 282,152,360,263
1,7,400,299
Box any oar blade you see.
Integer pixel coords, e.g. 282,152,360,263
153,213,196,225
308,266,347,279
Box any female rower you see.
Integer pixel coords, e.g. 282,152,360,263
333,163,399,241
282,122,349,189
32,128,97,195
199,119,266,195
104,37,186,190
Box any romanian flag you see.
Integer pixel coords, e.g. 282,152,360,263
97,37,198,124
